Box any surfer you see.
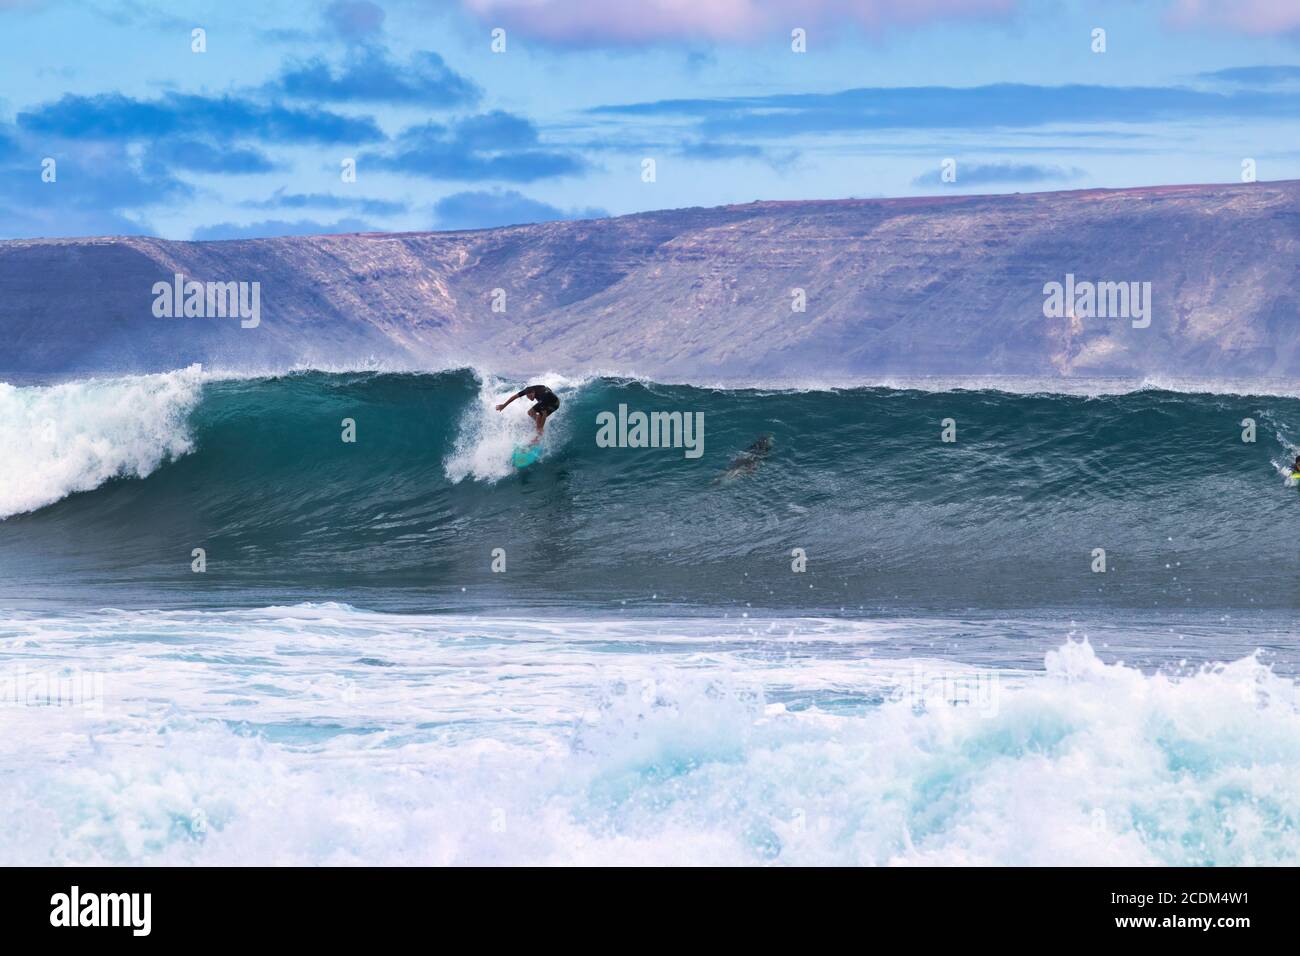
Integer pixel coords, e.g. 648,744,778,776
496,384,561,440
1293,455,1300,478
715,434,774,483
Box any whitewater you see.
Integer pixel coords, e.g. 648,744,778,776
3,604,1299,866
1,366,1298,865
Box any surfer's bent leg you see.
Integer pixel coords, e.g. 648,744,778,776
529,396,559,436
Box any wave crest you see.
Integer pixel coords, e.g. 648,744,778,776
0,366,202,520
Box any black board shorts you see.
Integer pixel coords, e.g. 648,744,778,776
530,392,560,417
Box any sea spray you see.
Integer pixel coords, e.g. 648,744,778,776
444,372,584,483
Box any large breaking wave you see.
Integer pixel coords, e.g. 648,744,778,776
0,367,1297,612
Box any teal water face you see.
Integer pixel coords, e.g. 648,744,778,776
1,368,1297,614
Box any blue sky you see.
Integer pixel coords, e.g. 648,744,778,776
2,0,1300,239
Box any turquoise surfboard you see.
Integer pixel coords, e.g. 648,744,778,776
512,444,543,468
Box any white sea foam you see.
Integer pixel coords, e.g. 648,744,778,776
0,366,203,520
0,604,1296,866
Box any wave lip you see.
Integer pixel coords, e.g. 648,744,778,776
0,366,202,520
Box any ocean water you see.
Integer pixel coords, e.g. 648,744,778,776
1,368,1298,865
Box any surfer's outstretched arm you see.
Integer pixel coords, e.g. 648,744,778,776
495,389,527,411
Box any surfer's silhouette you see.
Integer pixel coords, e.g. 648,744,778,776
715,434,774,484
495,384,560,442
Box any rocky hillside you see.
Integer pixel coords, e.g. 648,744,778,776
3,181,1298,383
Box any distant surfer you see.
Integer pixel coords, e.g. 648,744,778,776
1293,455,1300,479
716,434,774,483
496,384,560,442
